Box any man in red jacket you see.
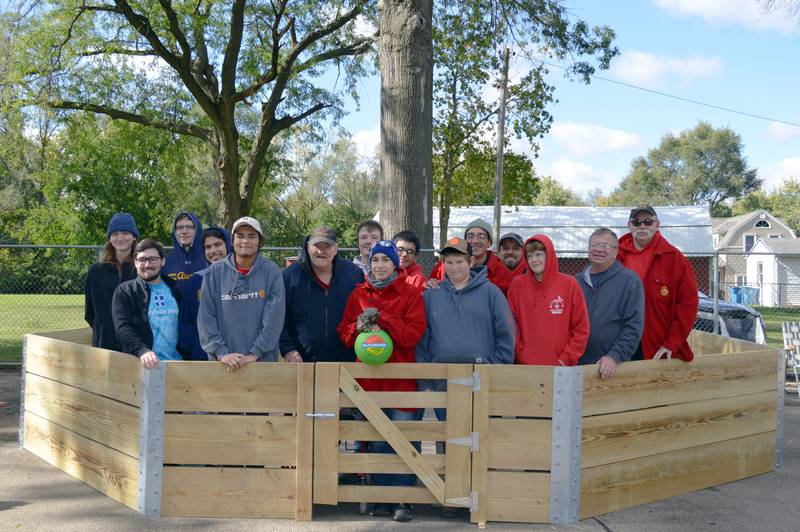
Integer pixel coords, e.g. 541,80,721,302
428,218,513,295
508,234,589,366
617,206,699,362
498,232,527,277
392,230,426,292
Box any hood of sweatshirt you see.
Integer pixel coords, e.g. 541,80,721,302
165,211,207,276
443,265,489,296
524,234,558,286
206,225,233,255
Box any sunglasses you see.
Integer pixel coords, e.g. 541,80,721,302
630,218,656,227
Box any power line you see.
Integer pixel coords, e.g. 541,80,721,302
536,59,800,128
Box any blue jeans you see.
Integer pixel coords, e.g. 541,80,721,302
371,408,420,487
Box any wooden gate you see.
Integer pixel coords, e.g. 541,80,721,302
312,363,475,513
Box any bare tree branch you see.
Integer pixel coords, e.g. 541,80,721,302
220,0,246,97
156,0,193,61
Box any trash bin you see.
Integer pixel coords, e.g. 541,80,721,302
741,287,760,305
729,286,742,304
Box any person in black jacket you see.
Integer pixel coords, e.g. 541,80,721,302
84,212,139,351
112,239,184,369
280,226,364,363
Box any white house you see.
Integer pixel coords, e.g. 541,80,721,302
746,238,800,307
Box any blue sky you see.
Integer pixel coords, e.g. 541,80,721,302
339,0,800,199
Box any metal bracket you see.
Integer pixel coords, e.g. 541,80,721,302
18,335,28,449
448,371,481,391
549,366,583,525
447,431,479,452
446,491,478,512
305,412,336,419
138,363,166,517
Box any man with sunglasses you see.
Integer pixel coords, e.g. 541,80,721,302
112,238,185,368
393,230,426,292
577,228,644,378
618,206,699,362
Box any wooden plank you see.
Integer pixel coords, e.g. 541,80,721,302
445,364,472,505
36,328,92,345
23,411,139,511
690,330,767,355
338,485,438,504
25,334,140,406
486,365,553,417
580,431,776,519
295,363,314,521
341,362,451,379
312,363,340,505
470,366,490,526
582,391,777,468
164,361,298,413
339,391,447,409
487,418,551,471
163,414,296,466
338,367,445,505
485,471,550,523
338,453,446,474
162,466,296,518
583,349,779,416
24,373,139,458
340,420,446,441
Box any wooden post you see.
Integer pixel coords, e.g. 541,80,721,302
138,363,166,517
295,364,314,520
470,365,490,527
549,366,583,524
18,335,28,449
776,349,786,470
492,47,510,245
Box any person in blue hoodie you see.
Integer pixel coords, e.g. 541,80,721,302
416,236,516,418
178,226,232,360
163,211,206,294
280,226,364,363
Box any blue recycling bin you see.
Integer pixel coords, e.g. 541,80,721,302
729,286,743,304
741,287,760,305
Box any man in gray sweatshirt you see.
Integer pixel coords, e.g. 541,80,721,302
416,237,515,417
576,228,644,379
199,216,285,369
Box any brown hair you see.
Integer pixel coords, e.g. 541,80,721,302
525,240,546,254
101,239,137,269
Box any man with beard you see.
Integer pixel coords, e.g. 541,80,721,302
498,232,527,277
112,239,184,368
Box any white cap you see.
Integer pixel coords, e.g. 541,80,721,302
231,216,263,238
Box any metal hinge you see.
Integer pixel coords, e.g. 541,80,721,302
305,412,336,419
448,370,481,391
445,491,478,512
447,431,479,451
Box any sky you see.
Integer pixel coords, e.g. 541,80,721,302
339,0,800,199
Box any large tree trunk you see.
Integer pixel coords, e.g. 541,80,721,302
379,0,433,248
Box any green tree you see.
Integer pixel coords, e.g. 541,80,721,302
532,176,585,206
607,122,760,215
8,0,376,226
732,177,800,234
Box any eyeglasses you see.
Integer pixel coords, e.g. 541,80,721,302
465,232,488,241
589,242,617,250
397,247,416,256
135,256,161,265
629,218,656,227
175,224,195,231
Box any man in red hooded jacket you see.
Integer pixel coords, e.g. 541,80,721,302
616,206,698,362
508,234,590,366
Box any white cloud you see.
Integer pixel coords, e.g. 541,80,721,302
550,122,642,156
766,122,800,142
351,127,380,160
760,157,800,189
546,159,620,195
654,0,799,34
611,50,723,88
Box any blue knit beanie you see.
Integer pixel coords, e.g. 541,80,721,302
369,240,400,269
106,212,140,240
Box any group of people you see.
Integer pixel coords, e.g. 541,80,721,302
84,205,699,522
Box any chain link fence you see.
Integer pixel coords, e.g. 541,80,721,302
1,244,798,363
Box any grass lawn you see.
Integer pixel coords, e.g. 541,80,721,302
0,294,85,363
752,306,800,349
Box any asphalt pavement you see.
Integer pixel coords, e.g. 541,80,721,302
1,367,798,532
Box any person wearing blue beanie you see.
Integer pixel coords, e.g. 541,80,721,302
369,240,400,269
85,212,140,351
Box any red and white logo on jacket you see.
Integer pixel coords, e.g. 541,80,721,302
549,296,565,315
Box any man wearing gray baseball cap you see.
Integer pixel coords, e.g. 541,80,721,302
498,232,527,277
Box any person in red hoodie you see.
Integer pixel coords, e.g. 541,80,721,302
508,234,590,366
428,218,513,295
337,240,426,522
498,232,527,277
392,230,426,293
616,205,698,362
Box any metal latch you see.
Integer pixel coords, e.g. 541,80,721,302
447,371,481,391
305,412,336,419
447,431,479,451
445,491,478,512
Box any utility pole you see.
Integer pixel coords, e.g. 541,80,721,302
492,47,510,245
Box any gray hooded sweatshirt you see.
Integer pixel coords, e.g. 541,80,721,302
416,267,515,374
198,253,285,361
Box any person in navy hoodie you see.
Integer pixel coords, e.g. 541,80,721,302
280,226,364,363
178,226,232,360
163,211,206,294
